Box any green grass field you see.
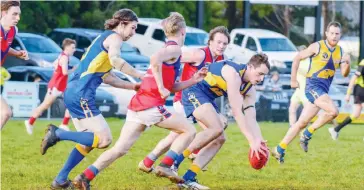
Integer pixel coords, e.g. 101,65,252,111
2,119,364,190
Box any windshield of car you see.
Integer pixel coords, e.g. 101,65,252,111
259,38,297,52
20,36,62,53
184,33,208,46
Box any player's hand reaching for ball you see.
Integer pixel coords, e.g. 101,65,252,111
250,140,269,160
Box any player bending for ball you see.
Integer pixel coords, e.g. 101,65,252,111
175,55,270,189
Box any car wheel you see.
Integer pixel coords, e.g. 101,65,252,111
51,97,66,118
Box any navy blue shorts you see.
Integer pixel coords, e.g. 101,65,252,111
182,85,219,118
305,86,328,104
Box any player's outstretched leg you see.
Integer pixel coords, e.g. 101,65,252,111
139,131,179,173
272,102,319,164
0,97,12,129
25,90,58,135
299,95,338,152
328,104,362,140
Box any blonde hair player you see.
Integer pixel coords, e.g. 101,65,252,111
72,12,208,189
138,26,230,175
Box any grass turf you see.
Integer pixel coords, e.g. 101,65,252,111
1,118,363,189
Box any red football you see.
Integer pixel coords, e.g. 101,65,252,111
249,145,269,170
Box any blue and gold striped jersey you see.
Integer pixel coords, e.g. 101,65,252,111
306,40,343,92
197,60,252,99
68,30,114,100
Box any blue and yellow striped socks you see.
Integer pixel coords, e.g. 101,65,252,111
303,126,315,139
174,149,191,168
183,164,201,181
55,145,92,183
55,129,99,147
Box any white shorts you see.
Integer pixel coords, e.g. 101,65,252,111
47,87,63,97
72,114,110,133
126,106,172,126
173,101,186,117
290,89,308,105
72,114,112,148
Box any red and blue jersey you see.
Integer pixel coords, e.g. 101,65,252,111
1,26,17,65
173,46,225,102
128,41,181,111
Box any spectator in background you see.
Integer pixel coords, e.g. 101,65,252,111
0,67,11,94
265,70,282,91
256,70,282,92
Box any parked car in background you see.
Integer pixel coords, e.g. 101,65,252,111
338,36,360,58
225,29,297,73
128,18,209,57
48,28,150,71
48,28,102,59
3,33,80,69
332,70,355,86
99,70,139,116
6,66,118,118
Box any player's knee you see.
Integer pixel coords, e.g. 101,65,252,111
296,120,309,129
211,127,224,137
186,125,196,137
2,109,12,119
215,134,226,146
98,135,113,149
327,109,339,119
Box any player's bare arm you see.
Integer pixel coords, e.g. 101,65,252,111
345,72,359,102
340,53,351,77
103,71,139,91
243,87,268,158
59,56,69,75
150,45,181,99
106,34,144,79
222,65,265,158
291,43,318,88
8,48,28,60
171,66,207,93
180,48,205,66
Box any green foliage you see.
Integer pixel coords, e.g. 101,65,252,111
16,1,357,46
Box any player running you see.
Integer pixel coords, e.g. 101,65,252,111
39,9,144,189
272,21,351,164
72,12,208,189
174,55,270,189
138,26,229,174
329,59,364,140
1,0,28,129
24,38,76,135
